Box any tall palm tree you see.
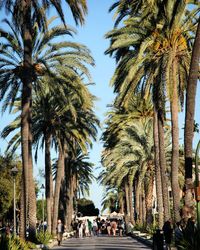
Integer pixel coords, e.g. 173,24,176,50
153,107,164,228
0,0,88,239
0,14,92,237
101,93,157,225
184,18,200,216
105,0,198,222
60,149,95,230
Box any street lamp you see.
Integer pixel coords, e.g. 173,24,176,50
40,184,45,232
11,166,18,236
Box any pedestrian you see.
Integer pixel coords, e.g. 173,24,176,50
106,219,111,236
85,220,90,237
162,219,173,250
92,219,98,236
72,219,78,237
174,221,183,250
88,219,92,236
56,219,64,246
118,219,124,236
78,220,83,238
183,217,195,246
111,220,117,236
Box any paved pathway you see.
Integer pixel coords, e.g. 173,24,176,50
52,236,151,250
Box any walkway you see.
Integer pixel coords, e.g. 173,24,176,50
52,236,151,250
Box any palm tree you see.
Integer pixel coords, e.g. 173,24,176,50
0,15,91,237
109,0,158,27
105,0,198,222
153,107,164,228
60,149,95,230
0,0,88,239
101,188,124,213
100,93,157,225
184,18,200,217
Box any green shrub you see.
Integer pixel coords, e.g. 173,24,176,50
134,223,146,232
26,241,36,249
178,228,200,250
0,236,29,250
146,224,158,235
36,231,52,245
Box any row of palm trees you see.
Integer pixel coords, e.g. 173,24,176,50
0,0,99,240
100,0,200,229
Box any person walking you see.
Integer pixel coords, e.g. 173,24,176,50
111,220,117,236
88,219,92,236
78,220,84,238
174,221,183,250
56,219,64,246
106,219,111,236
118,219,124,236
162,219,173,250
92,220,98,236
85,220,90,237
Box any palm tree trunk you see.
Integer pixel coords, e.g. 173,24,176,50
135,179,140,223
184,19,200,216
28,122,36,240
65,172,74,231
142,187,146,226
20,0,32,239
119,190,124,214
153,109,164,228
128,176,134,224
170,60,181,222
145,172,154,226
52,146,65,235
158,111,170,221
45,133,53,233
19,171,26,239
124,179,130,218
139,194,143,224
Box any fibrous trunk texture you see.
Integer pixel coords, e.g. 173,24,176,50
153,109,164,228
184,20,200,219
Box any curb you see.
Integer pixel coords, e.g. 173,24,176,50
131,233,153,248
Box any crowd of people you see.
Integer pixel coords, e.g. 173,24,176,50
55,217,126,245
71,217,125,238
54,215,197,248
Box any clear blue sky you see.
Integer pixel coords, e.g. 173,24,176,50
0,1,199,211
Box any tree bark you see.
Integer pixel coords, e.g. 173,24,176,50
52,146,65,235
20,0,32,239
145,172,154,226
128,176,134,224
184,19,200,216
142,187,146,226
153,109,164,228
45,133,53,233
158,112,170,221
65,169,74,231
124,179,130,218
170,59,181,222
28,122,36,240
135,179,140,223
119,189,124,214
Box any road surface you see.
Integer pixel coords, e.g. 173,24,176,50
52,236,151,250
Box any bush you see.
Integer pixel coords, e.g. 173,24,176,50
0,236,29,250
178,228,200,250
146,224,158,236
134,223,146,232
36,231,52,245
26,241,37,249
